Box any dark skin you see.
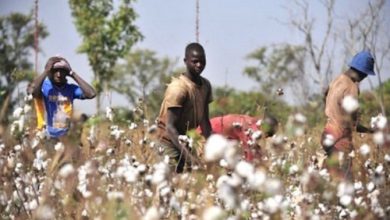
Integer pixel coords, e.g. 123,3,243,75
28,56,96,99
344,68,373,133
165,47,212,167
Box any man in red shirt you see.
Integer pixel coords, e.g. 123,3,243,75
204,114,278,161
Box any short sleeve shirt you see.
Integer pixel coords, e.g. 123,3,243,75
158,74,212,144
324,73,359,131
38,78,84,137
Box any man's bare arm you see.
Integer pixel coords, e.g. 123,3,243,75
27,57,62,97
199,104,212,138
69,71,96,99
166,107,201,165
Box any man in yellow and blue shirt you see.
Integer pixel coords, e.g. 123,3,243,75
28,56,96,138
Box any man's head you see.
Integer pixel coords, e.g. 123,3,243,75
261,114,278,138
348,51,375,82
46,57,71,86
184,42,206,76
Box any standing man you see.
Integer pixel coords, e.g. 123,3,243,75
157,42,212,173
321,51,375,179
28,56,96,138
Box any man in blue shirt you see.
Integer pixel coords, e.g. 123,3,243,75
28,56,96,138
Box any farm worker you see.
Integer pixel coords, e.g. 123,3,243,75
321,51,375,179
28,56,96,138
157,42,212,173
200,114,278,161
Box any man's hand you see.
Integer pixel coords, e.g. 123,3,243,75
44,56,63,74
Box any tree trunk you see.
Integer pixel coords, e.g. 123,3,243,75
0,91,11,125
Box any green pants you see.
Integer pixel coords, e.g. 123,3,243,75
158,142,192,173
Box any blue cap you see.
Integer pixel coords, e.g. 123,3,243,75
348,51,375,75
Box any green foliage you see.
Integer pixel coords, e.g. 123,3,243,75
0,12,48,124
360,78,390,120
69,0,143,110
111,49,177,118
243,44,306,94
210,86,292,123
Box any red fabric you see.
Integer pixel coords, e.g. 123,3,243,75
322,123,352,152
198,114,259,161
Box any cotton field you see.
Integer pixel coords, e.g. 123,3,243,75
0,97,389,220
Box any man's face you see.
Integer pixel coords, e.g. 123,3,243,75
184,49,206,76
357,72,367,82
49,68,68,86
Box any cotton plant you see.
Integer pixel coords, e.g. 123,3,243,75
341,95,359,113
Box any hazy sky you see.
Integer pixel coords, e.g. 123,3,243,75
1,0,389,114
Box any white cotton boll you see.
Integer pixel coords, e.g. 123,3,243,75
342,95,359,113
31,138,40,149
137,164,147,174
354,197,363,206
354,181,363,192
384,154,390,163
28,199,38,210
227,173,243,188
13,107,24,118
264,178,283,196
152,162,169,185
129,122,138,130
263,195,283,214
25,94,33,101
204,134,230,162
370,114,387,130
143,206,160,220
107,191,124,200
105,107,114,121
359,144,370,156
216,175,229,188
340,195,352,206
219,159,228,168
54,142,65,152
217,183,237,209
23,104,32,114
251,130,262,140
59,164,75,178
337,182,354,197
294,113,307,124
160,186,171,197
322,134,335,147
235,160,254,179
35,205,55,220
339,209,348,219
375,164,384,175
366,182,375,192
223,144,239,168
248,169,267,191
240,199,250,211
14,145,22,152
232,122,242,128
294,127,305,136
147,124,157,134
202,206,225,220
289,165,299,175
373,132,385,145
36,129,46,139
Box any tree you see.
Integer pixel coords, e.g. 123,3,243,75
111,49,178,118
244,0,389,111
341,0,389,115
69,0,143,111
210,86,292,123
243,44,309,104
0,12,48,125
